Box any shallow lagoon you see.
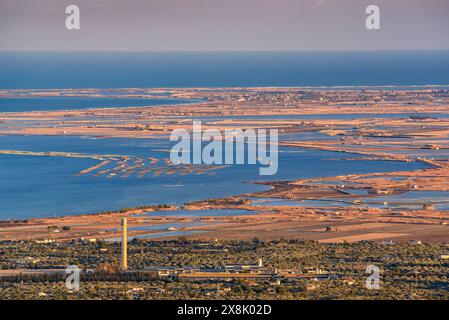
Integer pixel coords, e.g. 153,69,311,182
144,209,255,217
199,113,449,122
0,135,427,219
256,191,449,210
0,96,190,112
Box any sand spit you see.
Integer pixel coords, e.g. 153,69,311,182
1,87,449,243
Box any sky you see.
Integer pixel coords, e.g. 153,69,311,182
0,0,448,51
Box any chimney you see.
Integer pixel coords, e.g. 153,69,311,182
121,217,128,271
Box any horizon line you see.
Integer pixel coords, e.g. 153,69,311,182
1,49,449,54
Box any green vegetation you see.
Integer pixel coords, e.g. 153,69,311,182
0,238,448,300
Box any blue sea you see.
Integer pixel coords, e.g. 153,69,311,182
0,51,448,219
1,51,449,89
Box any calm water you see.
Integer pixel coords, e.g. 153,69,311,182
0,135,426,219
1,51,449,89
200,113,449,122
0,51,447,219
0,96,189,112
142,209,255,217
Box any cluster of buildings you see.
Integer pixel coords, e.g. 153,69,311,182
141,259,335,283
117,218,335,282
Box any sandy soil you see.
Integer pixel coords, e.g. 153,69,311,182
1,87,449,243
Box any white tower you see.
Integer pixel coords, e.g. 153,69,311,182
121,217,128,271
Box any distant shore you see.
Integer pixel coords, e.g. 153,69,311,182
1,87,449,243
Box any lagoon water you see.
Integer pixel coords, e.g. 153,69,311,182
0,96,188,112
0,135,426,219
0,51,447,219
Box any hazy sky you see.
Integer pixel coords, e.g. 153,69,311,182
1,0,448,51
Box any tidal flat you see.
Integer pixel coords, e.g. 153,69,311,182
1,87,449,243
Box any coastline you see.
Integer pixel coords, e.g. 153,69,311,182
1,87,449,243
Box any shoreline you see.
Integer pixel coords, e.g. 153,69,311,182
1,87,449,243
2,83,449,91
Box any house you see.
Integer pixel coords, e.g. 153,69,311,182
325,226,340,232
368,188,394,195
223,258,264,273
421,144,440,150
34,239,55,244
222,287,232,293
422,203,435,210
146,266,201,278
343,279,355,286
126,287,144,300
270,279,281,286
306,283,319,291
17,257,41,265
47,226,60,233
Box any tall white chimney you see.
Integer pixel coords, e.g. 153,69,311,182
121,217,128,271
